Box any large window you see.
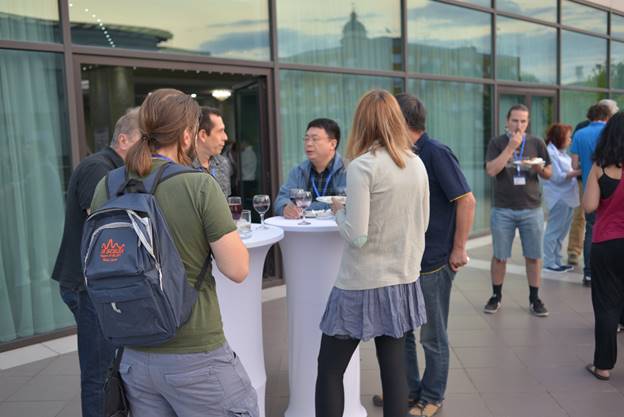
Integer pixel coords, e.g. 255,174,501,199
612,14,624,40
277,0,401,71
408,79,492,233
0,49,74,343
561,0,607,34
279,70,402,175
560,90,606,127
69,0,270,60
561,31,607,88
0,0,60,43
496,17,557,84
407,0,491,78
496,0,557,22
611,41,624,90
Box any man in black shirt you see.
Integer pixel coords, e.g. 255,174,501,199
51,108,140,417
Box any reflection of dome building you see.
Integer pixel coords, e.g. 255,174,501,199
342,10,367,46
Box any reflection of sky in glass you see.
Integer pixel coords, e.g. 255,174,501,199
496,0,556,22
611,41,624,89
612,14,624,39
0,0,60,42
561,31,606,87
496,17,556,84
408,0,491,77
460,0,491,7
561,0,607,34
277,0,400,69
69,0,270,60
560,90,606,126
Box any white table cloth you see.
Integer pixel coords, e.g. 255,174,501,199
264,216,366,417
214,224,283,417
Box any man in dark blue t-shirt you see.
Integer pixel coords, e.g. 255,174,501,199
373,94,475,416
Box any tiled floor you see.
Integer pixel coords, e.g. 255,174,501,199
2,236,624,417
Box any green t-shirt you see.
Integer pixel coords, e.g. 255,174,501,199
91,159,237,353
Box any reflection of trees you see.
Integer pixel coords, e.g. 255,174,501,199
612,62,624,88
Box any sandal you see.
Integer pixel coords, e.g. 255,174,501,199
586,364,610,381
410,402,442,417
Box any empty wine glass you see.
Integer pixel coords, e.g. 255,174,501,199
252,194,270,229
295,190,312,225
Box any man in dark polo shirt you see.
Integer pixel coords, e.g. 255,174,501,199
51,108,140,417
485,104,552,317
373,94,476,417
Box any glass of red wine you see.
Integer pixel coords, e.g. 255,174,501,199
252,194,271,229
227,196,242,221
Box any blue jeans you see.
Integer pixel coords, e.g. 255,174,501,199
491,208,544,260
543,201,575,268
584,212,595,278
404,265,455,404
60,287,116,417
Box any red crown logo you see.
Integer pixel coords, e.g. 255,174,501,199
100,239,126,263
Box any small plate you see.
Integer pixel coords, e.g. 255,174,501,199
304,209,334,219
316,196,346,204
513,157,544,166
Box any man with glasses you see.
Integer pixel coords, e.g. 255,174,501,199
274,118,347,218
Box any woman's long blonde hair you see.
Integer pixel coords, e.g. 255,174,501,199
345,89,412,168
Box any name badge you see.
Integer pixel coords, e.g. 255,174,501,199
513,175,526,186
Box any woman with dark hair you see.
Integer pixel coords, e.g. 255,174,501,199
583,111,624,381
542,123,581,272
90,89,258,416
315,90,429,417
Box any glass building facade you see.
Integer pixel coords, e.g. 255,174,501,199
1,0,624,347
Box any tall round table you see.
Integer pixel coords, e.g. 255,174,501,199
214,224,283,417
264,216,366,417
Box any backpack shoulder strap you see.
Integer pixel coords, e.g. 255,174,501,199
106,167,129,199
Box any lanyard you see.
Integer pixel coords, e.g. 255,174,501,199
311,169,334,198
512,136,526,174
152,153,175,163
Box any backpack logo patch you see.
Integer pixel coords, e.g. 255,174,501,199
100,239,125,263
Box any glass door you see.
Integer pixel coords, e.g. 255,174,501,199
497,89,556,139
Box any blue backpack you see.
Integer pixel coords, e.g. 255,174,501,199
81,162,208,347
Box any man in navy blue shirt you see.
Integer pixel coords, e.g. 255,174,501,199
570,103,611,287
373,94,475,417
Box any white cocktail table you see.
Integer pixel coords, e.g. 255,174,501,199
214,224,283,417
264,216,366,417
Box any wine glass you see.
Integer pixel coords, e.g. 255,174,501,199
227,196,242,221
289,188,303,205
252,194,270,229
295,190,312,225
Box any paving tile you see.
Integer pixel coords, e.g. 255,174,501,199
454,346,525,369
0,357,53,377
529,365,618,393
445,368,478,394
41,336,77,355
0,345,57,370
359,369,382,395
465,367,543,394
0,401,66,417
449,329,505,348
551,390,624,417
38,353,80,376
436,393,493,417
0,377,31,401
56,394,81,417
482,392,568,417
512,345,585,369
497,328,559,347
7,374,80,402
360,395,384,417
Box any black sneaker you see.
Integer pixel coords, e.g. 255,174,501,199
583,276,592,287
560,264,575,272
544,265,569,273
530,299,549,317
483,296,501,314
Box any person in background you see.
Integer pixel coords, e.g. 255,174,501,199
371,93,475,417
315,90,429,417
568,99,619,266
51,108,140,417
194,106,233,196
542,124,581,273
571,103,611,287
484,104,552,316
582,111,624,382
91,89,257,417
273,118,347,218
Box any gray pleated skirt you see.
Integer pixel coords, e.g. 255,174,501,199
319,279,427,341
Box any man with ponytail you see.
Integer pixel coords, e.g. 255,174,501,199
90,88,258,417
52,108,140,417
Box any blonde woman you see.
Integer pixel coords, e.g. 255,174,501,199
315,90,429,417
